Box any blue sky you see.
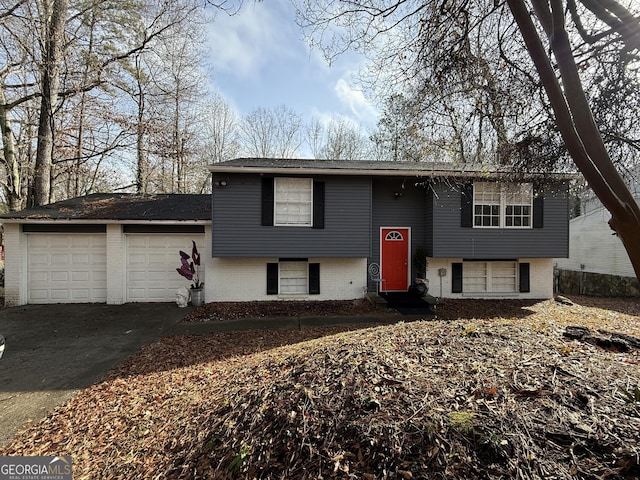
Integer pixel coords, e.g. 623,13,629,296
204,0,379,130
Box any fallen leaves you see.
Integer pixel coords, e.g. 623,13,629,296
183,298,384,322
0,295,638,479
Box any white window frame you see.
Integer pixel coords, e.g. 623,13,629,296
473,182,533,229
279,261,308,295
274,177,313,227
462,261,518,293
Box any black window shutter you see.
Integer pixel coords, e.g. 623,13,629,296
262,178,274,226
312,181,325,229
309,263,320,294
533,185,544,228
460,183,473,228
519,263,531,293
452,262,463,293
266,263,278,295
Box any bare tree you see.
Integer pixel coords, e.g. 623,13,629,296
370,93,429,162
147,28,207,193
240,105,302,158
294,0,640,278
0,0,205,208
203,92,241,163
324,117,369,161
507,0,640,277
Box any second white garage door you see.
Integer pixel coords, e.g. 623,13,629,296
126,235,204,302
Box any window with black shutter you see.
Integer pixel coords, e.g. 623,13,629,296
262,178,274,226
460,184,474,228
533,196,544,228
452,262,463,293
309,263,320,294
266,263,279,295
312,181,325,229
519,263,531,292
262,177,325,228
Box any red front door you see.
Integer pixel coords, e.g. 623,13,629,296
381,228,409,291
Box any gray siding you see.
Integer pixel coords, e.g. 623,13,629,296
431,182,569,258
212,173,371,257
371,179,429,278
424,189,434,254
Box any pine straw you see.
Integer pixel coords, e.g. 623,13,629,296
1,296,639,479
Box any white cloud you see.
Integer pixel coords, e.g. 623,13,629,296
204,0,379,134
205,2,298,79
334,78,378,126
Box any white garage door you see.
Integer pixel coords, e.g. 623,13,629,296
126,235,204,302
28,234,107,303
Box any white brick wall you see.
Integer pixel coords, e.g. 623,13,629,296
3,223,211,306
106,224,125,305
207,257,367,302
3,223,25,306
425,257,553,299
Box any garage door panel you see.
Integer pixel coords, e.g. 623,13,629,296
46,237,70,248
147,237,172,248
93,271,107,282
128,257,146,267
71,254,92,264
28,234,107,304
69,236,96,248
51,255,71,266
51,271,70,282
148,253,170,264
50,289,71,300
28,236,50,248
126,234,204,302
128,271,146,282
71,271,90,282
29,271,48,281
29,254,50,265
127,236,148,248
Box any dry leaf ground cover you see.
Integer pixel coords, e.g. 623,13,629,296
1,296,639,479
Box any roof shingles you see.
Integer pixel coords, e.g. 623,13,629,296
0,193,211,221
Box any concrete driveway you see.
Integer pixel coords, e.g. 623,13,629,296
0,303,191,446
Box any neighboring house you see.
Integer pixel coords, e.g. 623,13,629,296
0,194,211,306
556,166,638,280
208,159,570,302
555,174,639,290
555,200,638,280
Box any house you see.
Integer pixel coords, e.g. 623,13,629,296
0,159,570,306
554,178,639,295
0,194,211,306
208,159,570,302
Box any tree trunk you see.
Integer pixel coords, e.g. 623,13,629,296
0,86,22,211
507,0,640,279
33,0,68,206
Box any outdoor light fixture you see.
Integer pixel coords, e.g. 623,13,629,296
214,180,228,187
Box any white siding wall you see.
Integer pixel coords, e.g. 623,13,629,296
3,223,25,306
425,257,553,299
555,207,635,278
208,257,367,302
